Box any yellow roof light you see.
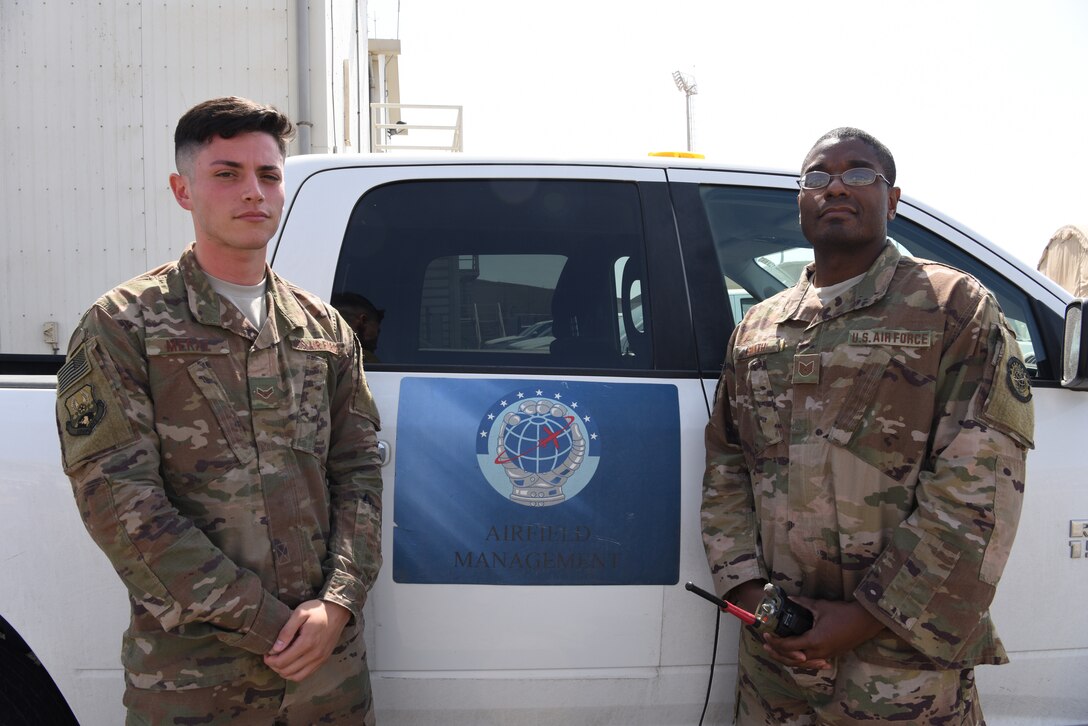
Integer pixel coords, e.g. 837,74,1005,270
649,151,705,159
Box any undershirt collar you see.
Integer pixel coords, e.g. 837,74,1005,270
811,271,866,306
205,273,268,330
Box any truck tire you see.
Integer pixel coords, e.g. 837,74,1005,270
0,617,79,725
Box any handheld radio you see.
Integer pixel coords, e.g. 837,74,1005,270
684,581,813,637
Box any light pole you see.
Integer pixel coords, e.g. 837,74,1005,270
672,70,697,153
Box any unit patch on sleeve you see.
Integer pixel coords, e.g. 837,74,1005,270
56,337,140,469
1006,356,1032,403
977,323,1035,450
64,384,107,436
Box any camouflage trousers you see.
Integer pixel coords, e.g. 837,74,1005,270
734,628,984,725
123,631,374,725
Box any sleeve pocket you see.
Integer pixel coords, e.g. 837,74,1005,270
980,453,1025,586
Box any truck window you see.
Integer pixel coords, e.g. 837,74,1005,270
420,253,560,353
332,179,652,370
694,186,1048,378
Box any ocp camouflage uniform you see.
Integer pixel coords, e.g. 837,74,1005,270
702,243,1034,724
56,245,382,725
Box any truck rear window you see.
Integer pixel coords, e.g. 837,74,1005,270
332,179,652,371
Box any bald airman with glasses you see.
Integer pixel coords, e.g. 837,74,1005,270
702,127,1034,724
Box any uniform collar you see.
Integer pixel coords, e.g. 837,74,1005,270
777,241,902,326
178,244,309,344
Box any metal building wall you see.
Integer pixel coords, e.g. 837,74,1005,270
139,1,295,273
0,1,315,355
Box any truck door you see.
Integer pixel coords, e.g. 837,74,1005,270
274,163,730,722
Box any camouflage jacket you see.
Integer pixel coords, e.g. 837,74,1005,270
56,245,383,690
702,243,1034,670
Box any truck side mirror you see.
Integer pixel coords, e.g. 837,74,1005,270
1062,299,1088,389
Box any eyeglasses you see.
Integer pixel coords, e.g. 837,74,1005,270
797,168,892,190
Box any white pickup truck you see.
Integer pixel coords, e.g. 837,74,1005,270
2,155,1087,725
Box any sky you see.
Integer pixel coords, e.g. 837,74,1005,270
367,0,1087,269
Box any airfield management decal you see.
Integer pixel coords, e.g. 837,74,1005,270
393,378,680,585
477,389,600,507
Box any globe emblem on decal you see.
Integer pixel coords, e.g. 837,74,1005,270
477,389,601,507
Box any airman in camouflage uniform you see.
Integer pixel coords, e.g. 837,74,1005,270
56,97,382,725
702,128,1033,725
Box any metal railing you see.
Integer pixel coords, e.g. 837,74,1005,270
370,103,463,152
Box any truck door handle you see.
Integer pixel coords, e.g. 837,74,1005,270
377,440,390,466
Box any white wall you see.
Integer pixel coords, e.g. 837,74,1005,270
0,0,366,355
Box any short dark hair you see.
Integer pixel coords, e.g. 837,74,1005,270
805,127,896,185
174,96,295,172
